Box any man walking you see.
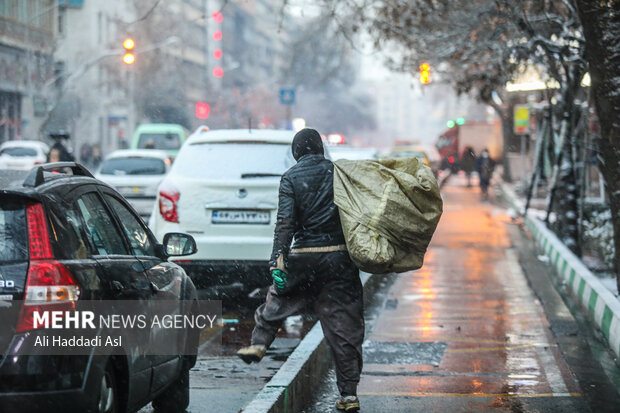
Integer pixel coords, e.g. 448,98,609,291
460,146,476,187
476,148,496,200
237,128,364,412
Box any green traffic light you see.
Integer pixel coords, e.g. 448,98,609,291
447,120,455,128
456,117,465,125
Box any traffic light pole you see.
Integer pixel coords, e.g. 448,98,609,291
286,105,292,130
127,67,136,148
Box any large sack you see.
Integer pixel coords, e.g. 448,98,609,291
333,158,442,274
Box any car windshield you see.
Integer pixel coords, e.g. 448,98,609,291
100,157,166,175
174,142,295,179
0,147,38,157
137,133,181,150
0,198,27,262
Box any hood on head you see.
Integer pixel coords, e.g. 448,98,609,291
292,128,324,161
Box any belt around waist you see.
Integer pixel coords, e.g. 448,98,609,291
290,244,347,254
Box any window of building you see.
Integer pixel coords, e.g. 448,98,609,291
58,8,65,36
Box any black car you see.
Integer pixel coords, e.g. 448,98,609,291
0,163,199,413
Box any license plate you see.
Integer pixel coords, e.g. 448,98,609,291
212,210,270,224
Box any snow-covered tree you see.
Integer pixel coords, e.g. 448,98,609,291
574,0,620,291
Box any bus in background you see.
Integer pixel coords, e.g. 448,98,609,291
131,123,189,158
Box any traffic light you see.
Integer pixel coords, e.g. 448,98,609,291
212,11,223,23
123,38,135,65
419,62,431,85
456,117,466,125
196,102,210,119
211,10,223,78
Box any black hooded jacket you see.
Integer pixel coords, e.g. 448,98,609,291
269,129,346,267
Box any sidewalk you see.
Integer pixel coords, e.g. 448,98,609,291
308,176,601,412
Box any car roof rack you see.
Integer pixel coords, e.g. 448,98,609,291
23,162,94,187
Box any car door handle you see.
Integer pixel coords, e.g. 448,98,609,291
111,280,127,293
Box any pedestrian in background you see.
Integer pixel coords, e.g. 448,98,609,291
460,146,476,187
47,139,74,163
79,143,92,166
476,148,495,200
237,128,364,413
91,144,102,169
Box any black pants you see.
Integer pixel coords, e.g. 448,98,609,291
251,250,364,396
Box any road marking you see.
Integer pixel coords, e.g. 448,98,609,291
445,344,557,353
357,392,582,398
369,333,539,346
506,249,571,396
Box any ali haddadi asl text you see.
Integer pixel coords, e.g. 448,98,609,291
34,335,121,348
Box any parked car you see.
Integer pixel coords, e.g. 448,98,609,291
0,140,50,171
328,146,380,161
388,148,431,164
0,163,198,413
130,124,189,158
149,129,297,298
412,144,441,171
388,145,440,175
95,150,171,220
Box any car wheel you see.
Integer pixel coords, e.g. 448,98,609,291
152,369,190,412
98,362,118,413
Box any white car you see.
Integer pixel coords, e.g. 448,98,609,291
95,149,171,219
149,128,297,297
0,140,49,170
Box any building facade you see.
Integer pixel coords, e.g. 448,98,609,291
0,0,56,141
51,0,137,153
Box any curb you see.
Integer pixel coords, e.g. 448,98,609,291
500,183,620,360
241,272,374,413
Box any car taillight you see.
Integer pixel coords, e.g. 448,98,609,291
17,203,80,333
26,203,53,259
159,187,180,223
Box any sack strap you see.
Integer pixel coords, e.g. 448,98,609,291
290,244,347,254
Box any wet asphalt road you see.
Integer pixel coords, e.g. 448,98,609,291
306,175,620,412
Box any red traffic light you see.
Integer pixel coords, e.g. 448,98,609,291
212,11,223,23
213,49,223,60
213,30,222,41
213,66,224,78
196,102,210,119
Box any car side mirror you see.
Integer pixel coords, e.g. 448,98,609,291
162,232,197,257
